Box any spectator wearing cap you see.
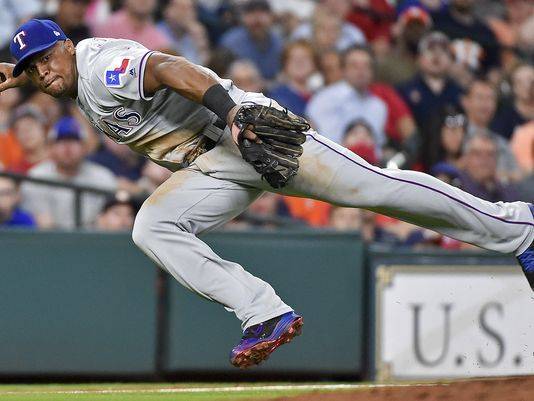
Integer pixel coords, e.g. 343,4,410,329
9,105,50,174
397,32,462,134
21,117,116,229
461,79,519,181
269,40,317,118
37,0,91,45
376,6,432,85
432,0,500,71
95,191,138,231
306,45,387,147
291,5,366,54
157,0,210,65
92,0,171,51
0,176,36,228
219,0,283,80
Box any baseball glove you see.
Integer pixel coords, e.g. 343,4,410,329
233,104,310,189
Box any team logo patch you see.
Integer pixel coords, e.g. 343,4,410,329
105,57,131,87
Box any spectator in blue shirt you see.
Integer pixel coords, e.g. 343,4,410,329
397,32,462,132
219,0,283,80
157,0,210,65
0,175,36,228
269,40,317,117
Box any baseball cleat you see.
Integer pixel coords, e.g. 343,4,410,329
517,204,534,291
230,311,303,369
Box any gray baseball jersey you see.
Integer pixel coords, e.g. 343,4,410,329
74,38,534,331
75,37,245,170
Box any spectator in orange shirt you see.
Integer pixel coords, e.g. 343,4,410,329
0,87,23,171
9,106,49,174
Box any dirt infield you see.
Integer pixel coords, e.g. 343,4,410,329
271,376,534,401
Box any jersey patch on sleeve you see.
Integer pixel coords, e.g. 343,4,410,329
104,57,131,88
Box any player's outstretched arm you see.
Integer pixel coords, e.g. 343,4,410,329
0,63,29,93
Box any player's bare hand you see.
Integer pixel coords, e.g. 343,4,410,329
227,105,261,145
0,63,28,93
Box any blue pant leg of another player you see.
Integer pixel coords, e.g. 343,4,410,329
517,204,534,290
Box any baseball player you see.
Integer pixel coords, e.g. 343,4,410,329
1,19,533,369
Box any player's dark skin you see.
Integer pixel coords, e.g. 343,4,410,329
0,39,259,144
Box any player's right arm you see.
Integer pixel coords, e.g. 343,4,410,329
0,63,29,92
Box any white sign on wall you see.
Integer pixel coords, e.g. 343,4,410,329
375,265,534,380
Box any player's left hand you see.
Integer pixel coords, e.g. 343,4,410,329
228,105,261,145
229,104,310,189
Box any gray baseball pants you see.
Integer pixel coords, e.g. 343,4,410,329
132,93,534,330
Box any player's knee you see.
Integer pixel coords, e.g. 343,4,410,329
132,207,152,250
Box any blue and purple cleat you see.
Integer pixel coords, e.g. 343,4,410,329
230,311,303,368
517,204,534,291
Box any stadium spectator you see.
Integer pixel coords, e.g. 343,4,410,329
283,196,330,227
136,161,172,196
486,0,534,70
39,0,91,45
0,0,42,61
341,119,379,165
457,133,517,202
95,191,137,231
21,117,116,229
368,83,418,158
424,107,467,172
514,126,534,202
306,45,387,147
9,105,49,174
491,64,534,140
0,176,36,228
345,0,396,45
0,88,23,171
397,32,462,133
227,60,265,93
88,136,145,192
329,206,373,238
219,0,283,80
518,14,534,64
291,5,366,53
376,6,432,85
92,0,171,51
432,0,500,71
318,50,343,85
157,0,210,65
269,40,317,117
510,121,534,175
461,79,519,180
246,192,291,229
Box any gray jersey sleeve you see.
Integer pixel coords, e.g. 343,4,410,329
91,40,156,103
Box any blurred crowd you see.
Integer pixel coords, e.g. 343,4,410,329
0,0,533,249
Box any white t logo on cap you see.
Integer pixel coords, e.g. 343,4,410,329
13,31,26,50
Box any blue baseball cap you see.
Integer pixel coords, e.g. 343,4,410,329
49,117,85,142
10,19,68,77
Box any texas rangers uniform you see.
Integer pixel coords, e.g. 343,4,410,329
76,38,534,330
